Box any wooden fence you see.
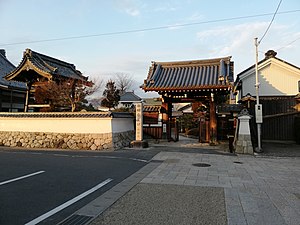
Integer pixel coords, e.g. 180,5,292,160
260,96,298,141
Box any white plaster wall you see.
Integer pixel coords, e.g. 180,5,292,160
240,59,300,97
241,74,257,97
262,62,299,95
111,118,134,133
0,117,113,134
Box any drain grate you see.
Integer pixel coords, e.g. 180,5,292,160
233,161,243,164
192,163,211,167
58,214,93,225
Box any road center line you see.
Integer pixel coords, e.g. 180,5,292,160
0,171,45,186
25,178,113,225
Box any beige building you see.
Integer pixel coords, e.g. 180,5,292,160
235,50,300,100
235,50,300,141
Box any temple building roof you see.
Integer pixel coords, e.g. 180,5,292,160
142,57,234,93
119,91,142,103
5,49,88,83
0,49,26,90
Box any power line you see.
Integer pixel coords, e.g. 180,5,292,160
1,9,299,47
276,36,300,51
259,0,283,44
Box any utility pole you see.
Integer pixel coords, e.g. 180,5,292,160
254,38,262,152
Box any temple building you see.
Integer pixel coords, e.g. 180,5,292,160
4,49,89,112
141,57,234,143
0,49,26,112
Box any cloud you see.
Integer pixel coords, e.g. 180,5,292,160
195,22,297,74
113,0,143,16
187,12,205,22
197,22,268,52
152,0,192,13
153,4,177,12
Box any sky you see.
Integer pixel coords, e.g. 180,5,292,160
0,0,299,98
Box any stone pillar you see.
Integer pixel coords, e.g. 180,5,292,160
235,109,253,154
130,102,148,148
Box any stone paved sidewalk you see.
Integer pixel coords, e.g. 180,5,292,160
141,152,300,225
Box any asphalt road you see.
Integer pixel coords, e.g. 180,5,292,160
0,148,158,225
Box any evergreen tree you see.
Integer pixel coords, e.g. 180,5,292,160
101,80,120,109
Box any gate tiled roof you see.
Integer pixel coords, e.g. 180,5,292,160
142,57,234,92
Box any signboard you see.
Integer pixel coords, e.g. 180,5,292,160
135,102,143,141
255,104,263,123
163,124,167,133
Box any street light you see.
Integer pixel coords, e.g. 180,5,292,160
254,38,263,152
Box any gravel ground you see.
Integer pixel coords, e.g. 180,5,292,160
259,141,300,157
91,183,227,225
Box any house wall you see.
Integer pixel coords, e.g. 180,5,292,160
237,57,300,141
112,118,134,133
0,117,113,133
240,59,300,98
0,113,134,150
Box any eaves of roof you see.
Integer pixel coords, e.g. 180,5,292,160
143,105,161,112
143,85,231,92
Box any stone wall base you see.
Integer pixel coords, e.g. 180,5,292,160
0,131,134,151
235,134,253,154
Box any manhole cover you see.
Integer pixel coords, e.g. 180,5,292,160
192,163,211,167
233,161,243,164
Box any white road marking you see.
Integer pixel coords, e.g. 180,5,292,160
91,155,149,163
25,178,113,225
0,171,45,186
0,150,149,163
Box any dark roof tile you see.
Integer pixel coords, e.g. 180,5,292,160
120,91,142,102
0,111,133,118
5,49,87,82
142,57,234,92
0,53,26,89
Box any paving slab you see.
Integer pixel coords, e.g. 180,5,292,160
79,141,299,225
139,152,300,225
91,183,227,225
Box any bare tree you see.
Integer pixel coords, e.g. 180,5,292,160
114,72,134,94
